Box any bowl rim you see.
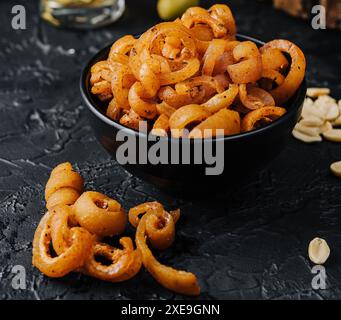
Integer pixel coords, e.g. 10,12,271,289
80,33,307,143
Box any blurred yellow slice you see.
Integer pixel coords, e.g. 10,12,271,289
157,0,200,20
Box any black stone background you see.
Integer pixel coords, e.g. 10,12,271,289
0,0,341,300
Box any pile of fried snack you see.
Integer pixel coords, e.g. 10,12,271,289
90,4,306,138
32,163,200,296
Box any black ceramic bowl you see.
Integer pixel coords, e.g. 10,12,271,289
81,34,306,193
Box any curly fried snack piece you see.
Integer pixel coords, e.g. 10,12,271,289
106,98,122,121
159,58,200,86
139,62,160,98
208,4,237,39
202,84,238,113
156,101,177,117
50,204,100,255
202,40,239,77
111,63,133,109
128,82,158,119
91,79,113,101
241,106,287,132
181,6,227,38
50,205,77,255
135,209,200,296
261,48,288,72
190,24,214,41
82,237,142,283
119,109,144,131
151,114,170,137
108,35,136,66
227,41,262,84
90,61,112,87
212,46,238,75
32,212,93,278
73,191,127,237
260,40,306,105
169,104,210,138
175,75,224,95
46,188,80,212
239,84,275,110
45,162,83,210
189,108,240,138
129,22,198,87
202,39,227,76
145,208,175,251
128,201,165,228
214,73,231,89
261,69,285,88
158,86,205,109
129,202,180,250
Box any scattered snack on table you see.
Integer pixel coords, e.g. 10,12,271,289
32,163,199,295
308,237,330,265
129,202,200,296
292,89,341,143
73,191,127,237
45,162,83,211
90,4,306,138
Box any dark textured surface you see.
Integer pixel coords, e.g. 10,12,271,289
0,0,341,300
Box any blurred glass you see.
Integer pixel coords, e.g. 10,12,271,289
40,0,125,29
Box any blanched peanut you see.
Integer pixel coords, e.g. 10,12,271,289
300,116,324,127
306,87,330,98
322,129,341,142
308,237,330,265
301,98,325,120
294,123,320,136
319,121,333,133
292,129,322,143
330,161,341,178
332,116,341,126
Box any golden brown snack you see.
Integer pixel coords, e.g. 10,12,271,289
32,211,93,278
189,108,240,138
151,114,170,137
208,4,237,39
241,106,287,132
202,84,239,113
45,162,83,211
261,48,288,72
239,84,275,110
106,98,122,121
89,4,305,137
260,40,306,105
132,204,200,296
46,188,80,212
108,35,136,67
169,104,210,137
50,205,76,255
82,237,142,283
119,109,144,131
227,41,262,84
158,86,205,109
128,82,158,119
181,6,228,38
73,191,127,237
